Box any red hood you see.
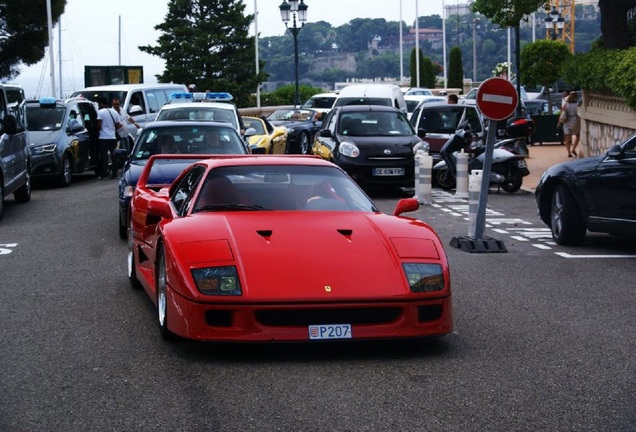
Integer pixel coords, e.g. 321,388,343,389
172,212,442,302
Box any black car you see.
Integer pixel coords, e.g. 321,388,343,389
266,108,324,155
535,134,636,245
26,97,100,187
409,102,484,162
117,121,249,239
312,105,423,188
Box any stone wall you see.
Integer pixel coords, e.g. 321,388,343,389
579,90,636,157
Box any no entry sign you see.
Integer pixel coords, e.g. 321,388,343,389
476,78,519,121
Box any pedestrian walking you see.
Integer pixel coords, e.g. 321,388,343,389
559,91,580,157
111,96,140,153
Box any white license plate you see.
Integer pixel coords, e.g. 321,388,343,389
373,167,405,176
308,324,352,340
517,160,527,168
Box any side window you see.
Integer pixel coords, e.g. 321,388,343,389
129,91,146,115
171,166,206,216
67,103,83,128
6,88,26,132
0,90,6,119
466,109,482,133
323,110,337,132
146,90,163,113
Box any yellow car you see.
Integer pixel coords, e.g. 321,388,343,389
242,116,288,154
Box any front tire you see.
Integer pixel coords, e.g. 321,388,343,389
298,132,310,155
118,211,127,240
435,169,455,190
550,184,586,245
58,154,72,187
127,221,142,289
13,169,31,203
156,244,177,340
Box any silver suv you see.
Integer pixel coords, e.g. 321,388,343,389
0,84,30,220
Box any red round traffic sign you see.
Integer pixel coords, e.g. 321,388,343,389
476,78,519,121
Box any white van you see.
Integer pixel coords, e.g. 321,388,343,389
71,83,188,136
333,84,407,114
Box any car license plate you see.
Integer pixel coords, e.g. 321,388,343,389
373,167,404,176
517,160,527,168
308,324,352,340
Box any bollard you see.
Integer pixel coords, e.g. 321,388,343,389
468,170,483,238
413,150,432,205
455,149,469,198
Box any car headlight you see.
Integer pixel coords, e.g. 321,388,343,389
402,263,445,292
339,141,360,158
123,185,135,198
191,266,242,296
31,144,57,154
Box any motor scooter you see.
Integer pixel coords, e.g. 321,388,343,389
433,121,530,193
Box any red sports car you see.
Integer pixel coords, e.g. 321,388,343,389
128,154,453,341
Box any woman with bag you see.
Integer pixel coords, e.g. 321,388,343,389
559,91,580,157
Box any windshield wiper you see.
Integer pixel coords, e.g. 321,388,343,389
196,203,270,212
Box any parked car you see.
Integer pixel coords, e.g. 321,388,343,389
0,84,30,220
266,108,324,154
71,83,188,137
116,121,249,239
334,83,407,114
241,116,287,154
535,133,636,245
26,97,101,187
405,95,446,120
312,105,423,188
401,87,434,96
300,92,338,114
128,154,452,341
409,102,484,162
154,92,245,134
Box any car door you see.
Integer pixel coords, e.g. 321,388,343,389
589,136,636,223
67,101,93,171
313,109,339,160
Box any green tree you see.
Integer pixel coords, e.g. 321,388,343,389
2,0,66,80
139,0,267,107
520,40,572,111
409,48,426,87
421,57,436,89
470,0,544,28
448,46,464,90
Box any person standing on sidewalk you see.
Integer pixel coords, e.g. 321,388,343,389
96,97,121,179
561,91,580,157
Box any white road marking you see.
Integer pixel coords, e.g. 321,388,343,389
0,243,18,255
556,252,636,259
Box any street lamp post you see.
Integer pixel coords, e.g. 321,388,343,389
279,0,308,107
472,18,479,84
544,6,565,41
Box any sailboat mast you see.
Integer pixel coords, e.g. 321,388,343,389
58,17,62,98
47,0,56,97
118,15,122,65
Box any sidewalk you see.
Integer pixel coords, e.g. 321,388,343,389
521,142,572,192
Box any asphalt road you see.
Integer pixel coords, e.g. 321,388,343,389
1,177,634,431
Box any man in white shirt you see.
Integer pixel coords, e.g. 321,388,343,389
96,97,121,179
111,97,140,152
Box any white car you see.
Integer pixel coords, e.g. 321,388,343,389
300,92,338,114
405,95,447,120
155,92,244,133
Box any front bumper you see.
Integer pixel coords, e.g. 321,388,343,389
165,288,453,342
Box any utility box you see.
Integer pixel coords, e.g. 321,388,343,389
84,66,144,87
530,114,562,145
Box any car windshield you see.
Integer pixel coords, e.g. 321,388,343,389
335,97,392,107
193,165,377,212
71,90,128,105
268,109,317,122
301,97,336,109
339,111,414,137
418,106,482,134
156,107,238,129
26,106,66,131
131,125,246,160
242,118,266,134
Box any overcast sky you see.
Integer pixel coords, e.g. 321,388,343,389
15,0,447,98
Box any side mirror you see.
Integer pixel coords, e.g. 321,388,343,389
393,198,419,216
417,128,427,139
607,144,623,159
243,127,257,138
68,119,85,133
0,114,18,135
319,129,333,138
128,105,144,116
147,198,173,220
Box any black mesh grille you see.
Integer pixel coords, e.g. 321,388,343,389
418,305,443,322
255,307,401,326
204,310,233,327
